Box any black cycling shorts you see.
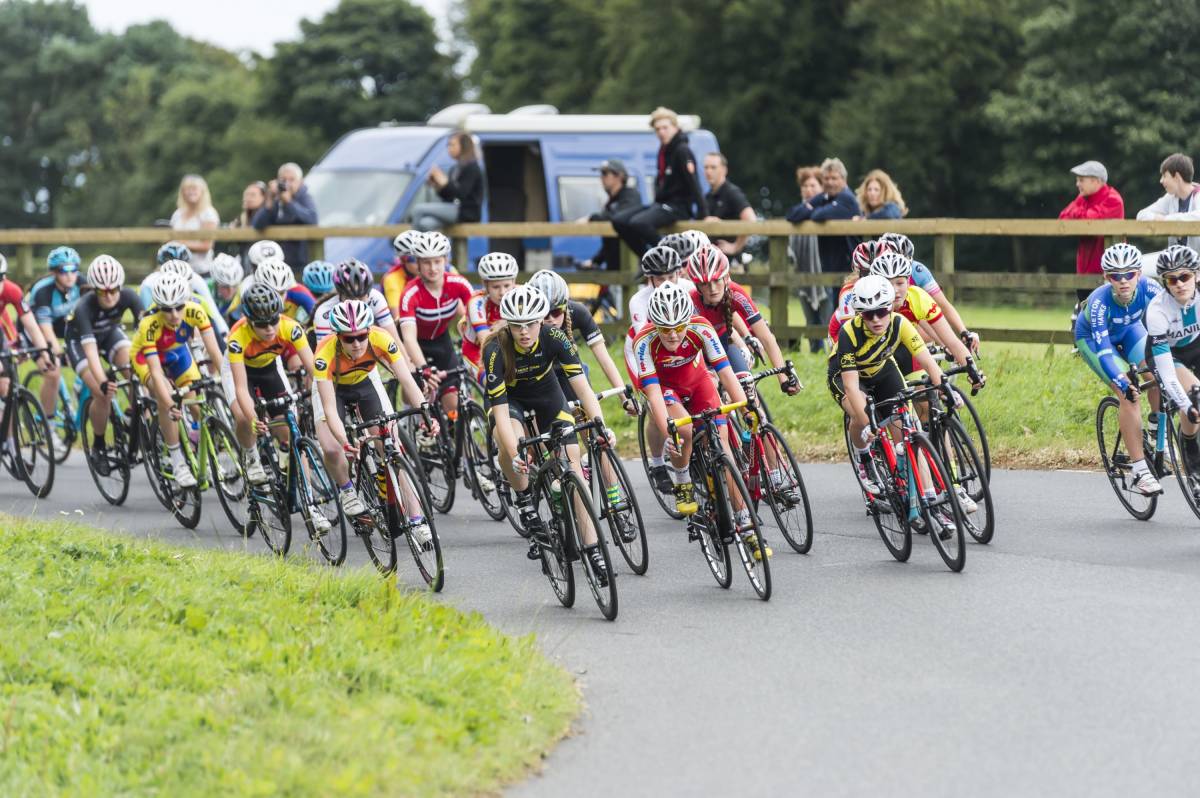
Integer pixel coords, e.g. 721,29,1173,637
334,377,392,425
246,362,290,416
418,333,461,395
827,359,907,407
496,384,576,445
66,327,131,374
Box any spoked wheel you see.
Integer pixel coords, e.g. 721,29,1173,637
718,454,771,600
149,422,201,529
294,436,347,566
949,385,990,481
1165,413,1200,522
206,417,248,532
909,432,966,572
560,470,617,619
23,371,75,463
407,414,455,515
534,473,575,609
464,402,506,521
80,396,131,505
487,421,529,537
593,445,648,576
355,454,398,574
940,417,996,543
139,413,174,511
691,460,733,589
843,414,873,495
13,388,55,498
251,439,291,554
758,423,814,554
391,453,444,591
638,405,683,520
866,445,912,563
1096,396,1157,522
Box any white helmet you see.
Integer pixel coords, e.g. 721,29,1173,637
0,253,7,278
647,281,694,328
1101,242,1143,273
392,229,422,256
527,269,569,308
850,275,896,313
255,258,295,291
211,253,244,287
869,252,913,280
477,252,519,281
500,284,550,323
159,258,193,280
151,271,191,307
680,229,710,254
87,255,125,290
247,240,283,267
411,231,451,260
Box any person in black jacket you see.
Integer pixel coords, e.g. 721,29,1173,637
411,132,484,231
253,163,319,269
581,159,642,270
611,107,707,255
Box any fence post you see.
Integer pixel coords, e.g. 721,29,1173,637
934,234,956,301
309,238,325,262
768,233,790,346
453,236,467,272
17,244,34,284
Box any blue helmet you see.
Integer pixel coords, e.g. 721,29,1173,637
156,241,192,266
302,260,335,295
47,246,81,273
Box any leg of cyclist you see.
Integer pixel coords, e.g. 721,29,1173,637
144,355,196,488
1174,364,1200,470
314,380,368,517
1080,330,1160,493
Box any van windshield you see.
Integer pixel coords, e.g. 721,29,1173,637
305,170,413,227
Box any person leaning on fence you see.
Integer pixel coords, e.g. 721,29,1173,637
610,107,707,256
410,131,484,232
854,169,907,220
786,157,862,310
253,162,318,271
230,180,267,264
789,166,831,353
1136,153,1200,276
170,174,219,276
1058,160,1124,303
702,152,756,263
580,159,642,270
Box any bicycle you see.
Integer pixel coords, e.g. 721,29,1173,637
345,406,444,590
517,414,618,620
23,352,76,463
668,400,772,600
80,372,156,506
0,347,55,498
638,403,685,520
245,391,348,565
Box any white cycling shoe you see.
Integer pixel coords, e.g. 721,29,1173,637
1131,471,1164,496
244,458,269,485
340,489,367,516
308,507,332,536
172,455,197,489
954,486,979,514
409,517,433,548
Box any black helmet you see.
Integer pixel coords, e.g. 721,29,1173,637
640,245,683,276
334,259,373,299
1158,244,1200,274
242,282,284,324
157,241,192,266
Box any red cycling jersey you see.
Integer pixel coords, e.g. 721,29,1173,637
631,317,730,416
398,274,474,340
461,291,501,366
0,280,29,345
689,281,761,338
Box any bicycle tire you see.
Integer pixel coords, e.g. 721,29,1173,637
139,413,174,512
691,455,733,589
561,470,617,619
487,421,529,536
13,388,55,498
843,414,873,494
638,405,684,520
718,453,772,600
294,436,347,566
534,470,575,608
24,370,75,463
206,416,248,533
163,425,202,530
949,385,990,481
759,423,814,554
1095,397,1157,521
463,401,506,521
391,452,444,591
251,438,291,554
79,396,131,505
943,417,996,543
1165,413,1200,523
909,432,966,572
355,451,397,574
593,444,649,576
413,412,455,515
868,442,912,563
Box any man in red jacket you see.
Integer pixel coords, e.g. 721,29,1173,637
1059,160,1124,302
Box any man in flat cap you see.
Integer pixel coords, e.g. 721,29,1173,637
1059,160,1125,302
580,159,642,271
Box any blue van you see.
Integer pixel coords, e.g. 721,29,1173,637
305,104,722,273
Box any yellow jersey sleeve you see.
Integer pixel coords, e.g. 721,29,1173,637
312,335,336,382
281,315,309,352
368,327,402,365
137,314,162,357
897,316,928,357
184,302,211,331
382,268,407,313
226,321,251,365
904,286,943,324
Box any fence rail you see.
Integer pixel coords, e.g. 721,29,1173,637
3,218,1194,345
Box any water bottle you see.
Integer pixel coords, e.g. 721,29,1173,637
550,477,562,509
187,418,200,447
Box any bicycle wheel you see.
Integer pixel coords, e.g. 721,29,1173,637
759,423,814,554
463,402,506,521
949,385,990,481
391,452,444,591
638,405,684,520
910,432,966,572
80,396,130,505
410,413,455,515
1095,396,1157,522
152,422,201,529
560,470,617,619
12,388,55,498
843,414,873,494
534,471,575,608
251,438,291,554
868,444,912,563
718,453,772,600
941,417,995,543
690,458,733,589
487,421,529,536
23,371,74,463
139,413,174,511
355,452,397,574
294,437,347,566
593,444,649,576
1165,413,1200,522
206,416,248,533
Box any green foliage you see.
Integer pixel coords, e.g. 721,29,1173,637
0,517,578,796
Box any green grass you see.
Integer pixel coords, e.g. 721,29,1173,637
0,517,578,797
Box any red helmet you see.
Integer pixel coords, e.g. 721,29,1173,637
851,240,895,276
685,244,730,284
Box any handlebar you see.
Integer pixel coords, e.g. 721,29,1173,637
170,375,222,403
517,415,605,454
345,404,432,435
667,399,748,433
0,346,49,362
254,390,304,414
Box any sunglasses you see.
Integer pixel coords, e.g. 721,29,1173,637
1106,271,1139,283
339,333,369,344
97,287,121,296
1165,272,1195,286
507,320,539,332
860,308,891,321
547,307,566,319
160,304,185,313
655,323,688,335
251,318,279,329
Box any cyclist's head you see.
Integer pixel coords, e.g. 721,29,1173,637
255,258,295,294
500,285,549,346
333,259,372,300
680,230,711,259
211,253,244,288
86,255,125,300
392,229,422,274
869,251,912,300
1158,245,1200,300
47,246,81,274
850,274,895,330
302,260,335,296
159,258,193,280
646,280,694,342
1101,242,1142,274
329,299,373,344
879,232,914,261
151,272,191,319
247,239,283,268
242,282,284,330
412,232,451,280
640,245,682,280
851,239,894,276
156,241,192,267
527,269,569,310
478,252,519,282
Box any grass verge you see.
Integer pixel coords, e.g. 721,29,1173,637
0,517,578,797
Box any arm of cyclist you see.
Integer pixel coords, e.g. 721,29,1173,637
81,340,115,398
17,310,53,371
934,294,978,353
316,379,350,449
229,361,267,435
746,318,797,394
37,321,62,358
1083,300,1135,396
1150,336,1194,416
199,327,223,378
398,321,426,369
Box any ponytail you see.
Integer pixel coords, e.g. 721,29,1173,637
561,304,574,340
496,325,518,387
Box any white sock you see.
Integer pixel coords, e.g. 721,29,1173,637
649,453,665,467
244,445,261,464
670,467,689,485
1132,459,1149,477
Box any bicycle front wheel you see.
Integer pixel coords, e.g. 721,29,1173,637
691,458,733,589
718,453,772,601
294,437,347,566
355,453,397,575
942,417,995,543
639,405,684,520
949,385,990,481
391,453,444,591
463,402,506,521
910,432,966,572
868,444,912,563
1165,413,1200,523
560,470,617,619
593,444,648,576
1095,397,1157,522
759,423,814,554
80,396,131,505
206,417,248,533
24,370,75,463
14,388,55,498
534,471,575,608
251,439,291,554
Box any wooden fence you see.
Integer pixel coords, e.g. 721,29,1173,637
4,218,1200,345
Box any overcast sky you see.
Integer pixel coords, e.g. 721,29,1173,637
84,0,454,54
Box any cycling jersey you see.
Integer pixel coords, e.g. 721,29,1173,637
1147,289,1200,409
829,313,926,379
689,282,762,338
136,302,212,384
28,276,80,338
381,264,411,315
398,274,474,340
482,326,582,406
830,285,942,340
631,317,729,419
227,315,308,370
830,265,942,338
66,288,142,346
461,291,501,366
226,278,315,326
624,278,696,385
312,327,401,386
312,289,393,340
1075,277,1162,385
0,279,30,320
140,272,228,337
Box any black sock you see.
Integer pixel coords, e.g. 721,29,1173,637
94,434,105,448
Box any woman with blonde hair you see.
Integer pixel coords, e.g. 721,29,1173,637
855,169,908,220
170,174,220,274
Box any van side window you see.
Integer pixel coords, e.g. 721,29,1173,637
557,177,608,221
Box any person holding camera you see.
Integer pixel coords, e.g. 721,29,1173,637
252,162,319,271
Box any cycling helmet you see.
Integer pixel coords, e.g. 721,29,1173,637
850,275,896,313
151,271,191,308
869,251,913,280
647,281,695,328
159,258,193,280
256,258,295,291
392,229,422,257
527,269,569,308
640,245,682,276
680,229,711,254
657,232,689,259
247,239,283,267
0,253,7,279
241,282,284,324
499,284,550,323
411,231,451,260
851,240,894,275
156,241,192,266
879,232,915,261
211,253,244,287
329,299,374,334
477,252,519,281
333,259,372,299
87,255,125,290
302,260,336,295
1100,243,1143,274
47,246,81,273
1157,244,1200,273
686,243,730,284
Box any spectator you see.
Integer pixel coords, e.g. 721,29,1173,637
786,157,862,306
611,106,707,255
410,131,484,231
789,166,830,353
1059,160,1124,302
854,169,908,220
170,174,219,275
229,180,267,264
253,162,319,270
580,159,642,270
1136,153,1200,270
702,153,757,260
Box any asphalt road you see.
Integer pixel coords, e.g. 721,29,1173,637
6,456,1200,797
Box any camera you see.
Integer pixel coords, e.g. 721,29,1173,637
277,179,289,192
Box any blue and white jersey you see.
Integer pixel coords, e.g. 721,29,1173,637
1074,277,1162,383
911,261,939,295
1146,288,1200,408
27,275,81,338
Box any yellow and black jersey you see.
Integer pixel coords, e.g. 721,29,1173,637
828,313,925,378
482,325,582,406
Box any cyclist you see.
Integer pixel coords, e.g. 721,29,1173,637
312,260,399,345
1074,243,1162,495
135,272,225,488
382,230,421,319
398,231,474,417
246,239,283,269
312,298,434,544
226,256,316,326
461,252,518,376
483,285,611,582
302,260,336,307
210,254,244,323
879,232,980,353
141,257,229,339
1146,245,1200,472
28,246,81,438
828,239,895,340
658,229,711,264
65,256,144,471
